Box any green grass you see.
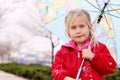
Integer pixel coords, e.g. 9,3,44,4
0,63,52,80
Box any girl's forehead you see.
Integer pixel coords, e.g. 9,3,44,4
72,14,88,23
78,13,88,19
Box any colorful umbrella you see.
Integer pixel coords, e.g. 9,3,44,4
36,0,81,24
36,0,120,67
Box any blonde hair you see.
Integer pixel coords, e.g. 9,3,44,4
65,9,97,45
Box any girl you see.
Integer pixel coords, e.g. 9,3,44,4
51,9,116,80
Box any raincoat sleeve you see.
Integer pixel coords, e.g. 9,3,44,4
90,42,116,75
51,47,71,80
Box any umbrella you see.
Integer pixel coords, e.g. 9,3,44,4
36,0,120,78
36,0,81,25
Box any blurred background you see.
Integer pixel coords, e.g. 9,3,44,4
0,0,120,80
0,0,64,66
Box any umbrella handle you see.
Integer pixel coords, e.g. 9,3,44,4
76,59,85,80
76,33,92,80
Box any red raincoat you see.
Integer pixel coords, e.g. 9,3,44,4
51,39,116,80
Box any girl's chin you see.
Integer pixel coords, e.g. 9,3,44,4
75,38,86,42
75,40,85,43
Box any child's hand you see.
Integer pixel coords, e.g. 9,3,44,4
64,76,81,80
64,76,75,80
81,47,95,60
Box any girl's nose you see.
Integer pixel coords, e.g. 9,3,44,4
76,28,81,33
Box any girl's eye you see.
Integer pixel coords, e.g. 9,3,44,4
71,26,76,29
79,25,85,28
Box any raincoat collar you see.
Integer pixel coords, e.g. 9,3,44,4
64,37,94,51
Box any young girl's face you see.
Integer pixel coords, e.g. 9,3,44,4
68,15,90,47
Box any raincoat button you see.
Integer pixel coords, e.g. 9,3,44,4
78,52,80,58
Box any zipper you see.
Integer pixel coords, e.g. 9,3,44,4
78,52,80,58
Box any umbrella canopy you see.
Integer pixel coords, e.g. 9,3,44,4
36,0,120,66
36,0,81,24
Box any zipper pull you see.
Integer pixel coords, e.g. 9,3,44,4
78,52,80,58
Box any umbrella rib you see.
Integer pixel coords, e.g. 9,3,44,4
105,9,120,12
85,0,100,10
95,0,102,10
87,10,99,12
105,13,120,19
105,4,120,19
108,4,120,12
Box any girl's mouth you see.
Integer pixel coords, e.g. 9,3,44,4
75,35,83,38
